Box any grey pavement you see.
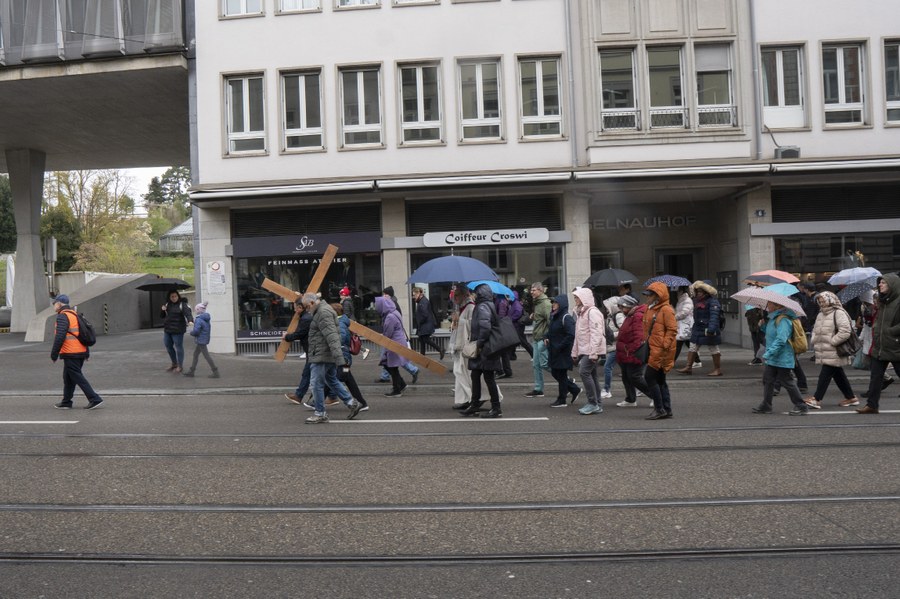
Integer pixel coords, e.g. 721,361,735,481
0,328,879,398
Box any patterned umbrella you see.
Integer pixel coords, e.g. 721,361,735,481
644,274,692,288
837,279,877,303
828,267,881,286
742,269,800,286
731,286,804,315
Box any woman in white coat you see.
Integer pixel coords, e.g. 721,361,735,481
450,286,476,410
673,286,697,366
804,291,859,409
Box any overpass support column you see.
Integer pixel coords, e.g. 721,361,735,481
6,149,47,332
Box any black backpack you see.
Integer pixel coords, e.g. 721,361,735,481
64,309,97,347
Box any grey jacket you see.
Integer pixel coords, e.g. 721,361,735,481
307,302,345,365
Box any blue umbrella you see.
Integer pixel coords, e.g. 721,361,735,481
828,267,881,286
837,279,876,303
644,274,691,288
766,282,800,297
467,280,515,299
407,256,499,284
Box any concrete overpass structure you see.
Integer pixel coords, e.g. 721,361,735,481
0,0,192,331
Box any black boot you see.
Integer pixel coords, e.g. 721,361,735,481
461,401,484,416
481,408,502,418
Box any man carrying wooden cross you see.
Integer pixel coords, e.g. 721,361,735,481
298,292,361,424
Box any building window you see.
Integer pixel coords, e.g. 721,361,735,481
695,44,735,127
822,43,865,125
399,63,442,145
340,66,383,147
279,0,321,11
761,46,804,129
223,0,263,16
599,48,639,131
282,70,323,151
886,42,900,123
225,74,266,154
459,59,503,141
647,46,686,129
336,0,379,7
519,56,563,139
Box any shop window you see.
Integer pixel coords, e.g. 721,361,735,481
485,249,510,272
886,41,900,123
458,58,503,142
340,65,383,147
399,62,443,145
519,56,563,139
822,43,865,126
761,46,805,129
282,69,324,151
225,73,266,154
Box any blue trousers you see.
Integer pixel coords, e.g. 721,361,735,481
163,332,185,367
310,362,353,415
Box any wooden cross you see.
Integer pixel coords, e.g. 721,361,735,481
262,244,447,374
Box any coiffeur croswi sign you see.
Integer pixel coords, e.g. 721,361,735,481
423,228,550,248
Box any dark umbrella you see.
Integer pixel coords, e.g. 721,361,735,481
407,256,499,284
583,268,638,287
837,280,877,304
644,274,691,289
136,278,191,292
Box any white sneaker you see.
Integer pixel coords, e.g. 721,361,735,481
616,400,637,407
635,390,644,397
694,361,702,368
600,390,612,399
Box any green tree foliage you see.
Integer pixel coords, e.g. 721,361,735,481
0,175,16,253
143,166,192,243
40,203,82,272
74,219,154,274
44,170,136,244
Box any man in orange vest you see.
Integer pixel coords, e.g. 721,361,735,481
50,295,103,410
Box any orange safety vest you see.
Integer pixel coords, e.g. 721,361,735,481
60,309,88,355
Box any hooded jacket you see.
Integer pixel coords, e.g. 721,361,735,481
307,301,345,366
571,287,605,360
763,307,799,369
689,280,721,345
189,312,212,345
468,284,502,371
375,296,409,368
616,304,647,366
872,273,900,361
642,282,677,372
531,290,552,340
810,291,853,367
547,294,576,370
674,290,694,341
602,297,626,353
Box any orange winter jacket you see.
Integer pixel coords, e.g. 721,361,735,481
642,282,677,372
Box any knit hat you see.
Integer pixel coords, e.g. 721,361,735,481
340,287,351,297
52,294,70,305
195,302,208,314
617,295,638,307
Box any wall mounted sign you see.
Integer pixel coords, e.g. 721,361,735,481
423,228,550,248
232,231,381,258
591,216,697,230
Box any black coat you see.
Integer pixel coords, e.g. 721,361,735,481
161,299,193,334
547,295,575,370
414,295,437,336
468,285,502,372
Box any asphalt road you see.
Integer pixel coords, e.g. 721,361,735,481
1,330,898,597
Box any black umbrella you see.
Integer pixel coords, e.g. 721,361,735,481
136,278,191,292
583,268,639,287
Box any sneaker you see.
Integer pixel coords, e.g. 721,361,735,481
616,400,637,407
693,361,702,368
305,413,328,424
600,390,612,399
325,398,340,407
384,389,404,397
635,390,644,397
839,397,860,407
524,390,544,398
361,348,370,360
570,388,581,404
480,409,502,419
748,358,762,365
347,401,361,420
284,393,302,405
209,371,220,379
302,400,316,410
881,376,894,391
85,399,104,410
298,352,307,359
549,399,567,408
412,370,419,385
54,401,73,409
751,406,773,414
578,404,601,415
359,405,369,412
788,408,809,416
182,370,195,377
802,397,821,409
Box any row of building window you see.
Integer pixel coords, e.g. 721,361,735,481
224,56,564,154
223,0,498,16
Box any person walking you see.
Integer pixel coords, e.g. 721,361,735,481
51,295,103,410
672,286,695,364
802,291,858,409
547,294,580,408
462,283,503,418
301,293,361,424
375,296,410,397
677,280,723,376
334,303,368,413
183,302,219,378
412,287,444,359
857,274,900,414
524,282,552,398
449,285,475,410
283,300,319,405
339,287,355,321
752,300,810,416
642,282,677,420
570,288,604,414
509,290,534,360
600,296,625,401
494,292,514,379
615,295,652,408
377,286,420,384
745,305,766,365
160,289,193,373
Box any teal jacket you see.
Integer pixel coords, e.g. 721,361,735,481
763,308,798,369
873,273,900,362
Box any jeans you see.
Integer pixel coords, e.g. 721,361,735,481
577,355,602,407
761,364,806,410
62,357,101,403
864,359,900,410
812,364,856,402
532,340,549,391
310,362,353,414
603,350,617,391
295,361,312,397
163,332,185,367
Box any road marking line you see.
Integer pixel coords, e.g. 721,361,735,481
332,417,550,424
0,421,79,425
812,410,900,415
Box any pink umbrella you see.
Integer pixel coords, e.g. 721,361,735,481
742,269,801,286
731,286,804,315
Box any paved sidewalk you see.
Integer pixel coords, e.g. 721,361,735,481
0,329,876,397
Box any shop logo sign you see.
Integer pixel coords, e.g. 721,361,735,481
423,228,550,247
293,236,316,252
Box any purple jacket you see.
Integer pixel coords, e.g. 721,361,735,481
375,296,409,368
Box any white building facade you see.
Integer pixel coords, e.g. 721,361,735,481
189,0,900,354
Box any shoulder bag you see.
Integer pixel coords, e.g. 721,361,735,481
633,312,658,364
834,310,862,357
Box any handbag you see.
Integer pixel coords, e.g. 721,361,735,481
483,316,520,357
462,340,480,359
833,311,862,357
